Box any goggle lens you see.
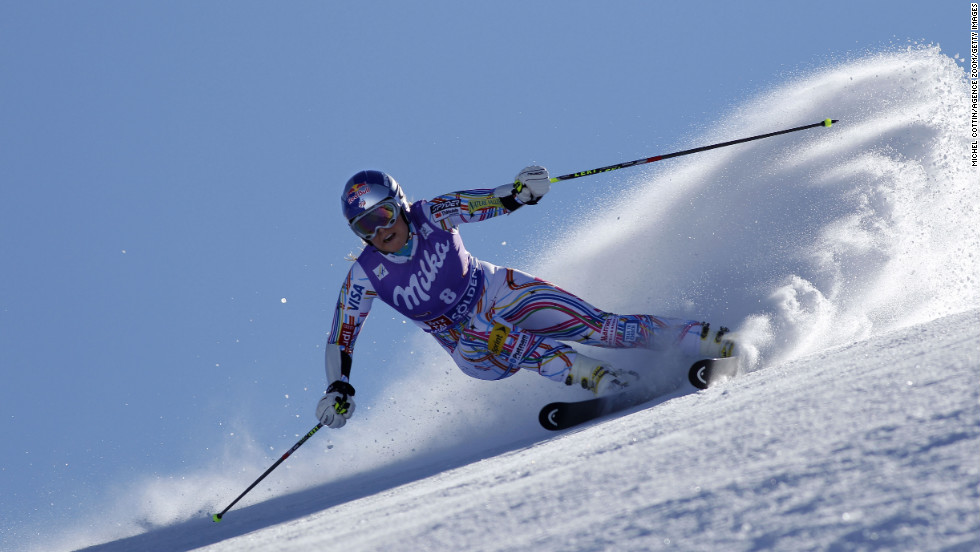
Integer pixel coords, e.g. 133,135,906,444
350,202,399,240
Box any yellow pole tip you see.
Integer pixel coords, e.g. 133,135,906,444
824,118,833,127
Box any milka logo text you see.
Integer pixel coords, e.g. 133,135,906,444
391,240,450,310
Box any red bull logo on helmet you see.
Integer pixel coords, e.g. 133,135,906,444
346,182,370,205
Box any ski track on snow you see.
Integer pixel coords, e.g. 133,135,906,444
24,46,979,552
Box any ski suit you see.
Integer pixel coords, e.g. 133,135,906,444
326,188,708,383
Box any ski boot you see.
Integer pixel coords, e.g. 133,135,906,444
697,323,736,358
565,354,639,397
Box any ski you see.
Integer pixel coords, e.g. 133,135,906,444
538,392,641,431
688,357,739,389
539,357,739,430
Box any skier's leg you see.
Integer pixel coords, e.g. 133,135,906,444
449,323,575,381
489,267,734,357
446,263,730,394
449,320,634,396
445,262,579,382
447,264,635,394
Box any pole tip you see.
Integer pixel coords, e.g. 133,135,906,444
823,118,837,127
212,514,223,523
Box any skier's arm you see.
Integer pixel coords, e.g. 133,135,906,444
424,166,551,230
318,262,376,428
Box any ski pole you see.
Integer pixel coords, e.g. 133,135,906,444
211,423,323,522
545,118,838,183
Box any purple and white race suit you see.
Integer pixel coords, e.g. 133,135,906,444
327,188,710,383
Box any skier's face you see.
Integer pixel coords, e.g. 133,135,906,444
369,214,409,253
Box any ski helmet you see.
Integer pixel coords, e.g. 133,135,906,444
341,170,410,240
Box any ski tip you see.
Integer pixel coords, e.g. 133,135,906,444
688,357,739,390
689,359,711,389
539,402,564,431
212,513,223,523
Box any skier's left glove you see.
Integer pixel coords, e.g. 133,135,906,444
316,380,356,429
513,165,550,204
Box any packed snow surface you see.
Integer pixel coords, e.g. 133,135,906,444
114,309,980,552
36,47,980,552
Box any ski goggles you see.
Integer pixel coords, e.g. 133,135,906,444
349,199,401,240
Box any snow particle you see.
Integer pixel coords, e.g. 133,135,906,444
281,298,287,304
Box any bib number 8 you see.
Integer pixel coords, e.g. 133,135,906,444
439,289,457,304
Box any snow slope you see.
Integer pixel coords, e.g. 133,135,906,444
86,308,979,552
40,46,980,552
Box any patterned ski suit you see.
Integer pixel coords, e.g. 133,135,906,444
326,188,707,384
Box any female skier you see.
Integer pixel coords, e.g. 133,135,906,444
316,167,735,428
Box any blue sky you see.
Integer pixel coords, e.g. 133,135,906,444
0,1,968,548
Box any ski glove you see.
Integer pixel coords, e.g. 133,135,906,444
513,165,550,205
316,380,356,429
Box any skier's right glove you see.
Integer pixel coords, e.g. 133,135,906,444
316,380,356,429
513,165,551,205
